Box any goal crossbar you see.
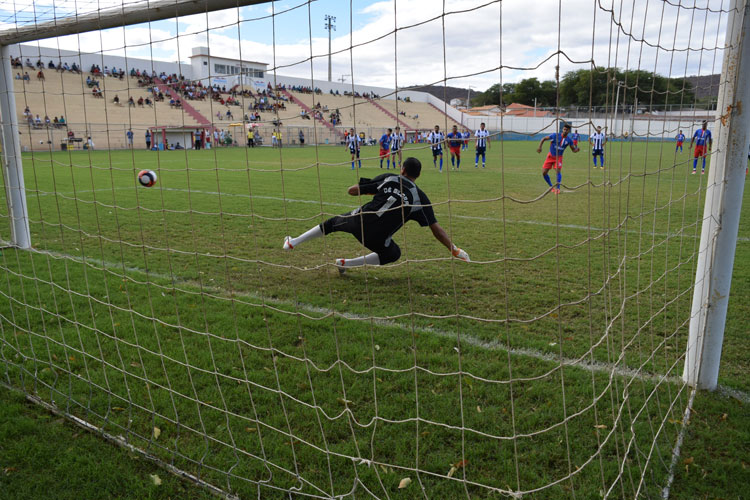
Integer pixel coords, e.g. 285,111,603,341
0,0,272,46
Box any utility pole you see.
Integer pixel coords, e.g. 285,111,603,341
324,15,336,82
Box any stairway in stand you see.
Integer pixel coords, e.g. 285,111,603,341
277,88,344,138
365,97,407,128
153,77,213,130
428,102,469,132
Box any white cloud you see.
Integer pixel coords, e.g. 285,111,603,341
15,0,729,92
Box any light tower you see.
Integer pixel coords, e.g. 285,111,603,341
324,14,336,82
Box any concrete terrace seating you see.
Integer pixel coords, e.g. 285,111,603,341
375,98,463,131
14,72,201,150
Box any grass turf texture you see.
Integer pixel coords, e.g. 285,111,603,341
1,140,748,499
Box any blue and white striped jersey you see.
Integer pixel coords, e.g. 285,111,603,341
475,129,490,148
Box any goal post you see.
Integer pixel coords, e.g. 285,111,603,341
0,43,30,249
683,0,750,390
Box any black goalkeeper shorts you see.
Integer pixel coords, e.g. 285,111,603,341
320,211,401,264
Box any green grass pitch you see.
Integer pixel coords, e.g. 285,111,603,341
1,139,748,499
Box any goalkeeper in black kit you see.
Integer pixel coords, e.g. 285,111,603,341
283,157,470,273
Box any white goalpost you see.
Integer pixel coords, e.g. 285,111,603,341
0,1,747,499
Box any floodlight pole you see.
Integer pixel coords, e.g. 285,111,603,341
683,0,750,390
324,15,336,82
0,44,30,249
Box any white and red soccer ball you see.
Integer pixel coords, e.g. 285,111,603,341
138,169,157,187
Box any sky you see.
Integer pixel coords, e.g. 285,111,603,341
0,0,732,92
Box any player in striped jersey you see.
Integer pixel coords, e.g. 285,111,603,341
428,125,445,172
589,126,606,169
675,130,685,152
474,122,490,168
379,128,392,169
347,128,362,170
536,123,579,193
447,125,464,169
390,126,405,169
689,121,712,174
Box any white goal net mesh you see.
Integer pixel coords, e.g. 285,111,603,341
0,0,738,498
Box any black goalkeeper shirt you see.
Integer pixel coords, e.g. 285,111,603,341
356,174,437,243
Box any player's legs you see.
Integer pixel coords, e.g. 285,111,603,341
542,166,553,188
692,146,703,173
599,152,605,168
555,166,562,191
335,240,400,274
351,151,356,170
439,152,443,171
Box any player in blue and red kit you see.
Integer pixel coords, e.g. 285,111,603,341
675,130,685,152
536,123,579,194
689,121,712,174
447,125,464,169
379,128,392,169
571,130,580,148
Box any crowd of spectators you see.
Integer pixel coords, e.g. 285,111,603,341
23,106,66,129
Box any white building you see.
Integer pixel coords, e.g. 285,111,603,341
188,46,267,89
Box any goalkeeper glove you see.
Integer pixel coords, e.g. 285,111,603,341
451,245,470,262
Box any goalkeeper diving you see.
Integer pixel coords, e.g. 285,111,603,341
283,157,470,273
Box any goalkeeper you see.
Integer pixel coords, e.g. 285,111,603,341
283,157,470,273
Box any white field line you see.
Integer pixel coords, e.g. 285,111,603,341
661,388,697,499
24,186,750,243
10,245,745,404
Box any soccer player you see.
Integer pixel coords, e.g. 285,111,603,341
590,126,606,169
447,125,463,169
536,123,579,194
475,122,490,168
428,125,445,171
675,130,685,153
282,157,470,272
390,126,405,169
379,128,392,169
689,121,712,174
347,128,362,170
571,129,580,148
462,130,470,150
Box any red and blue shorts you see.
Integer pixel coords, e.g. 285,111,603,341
450,145,461,156
676,141,683,147
379,148,389,158
543,153,563,170
694,145,706,158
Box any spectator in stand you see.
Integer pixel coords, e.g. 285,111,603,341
137,96,144,107
59,116,66,126
14,73,21,80
128,96,135,107
113,95,121,105
36,70,44,80
48,60,55,69
34,114,42,126
53,116,59,127
23,72,30,81
44,115,51,127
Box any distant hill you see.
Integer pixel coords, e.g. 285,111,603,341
683,74,720,100
404,84,472,103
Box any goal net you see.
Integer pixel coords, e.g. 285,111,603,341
0,0,742,498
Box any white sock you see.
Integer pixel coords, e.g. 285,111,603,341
342,252,380,267
291,225,323,247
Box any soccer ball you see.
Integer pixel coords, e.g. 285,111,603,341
138,169,157,187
